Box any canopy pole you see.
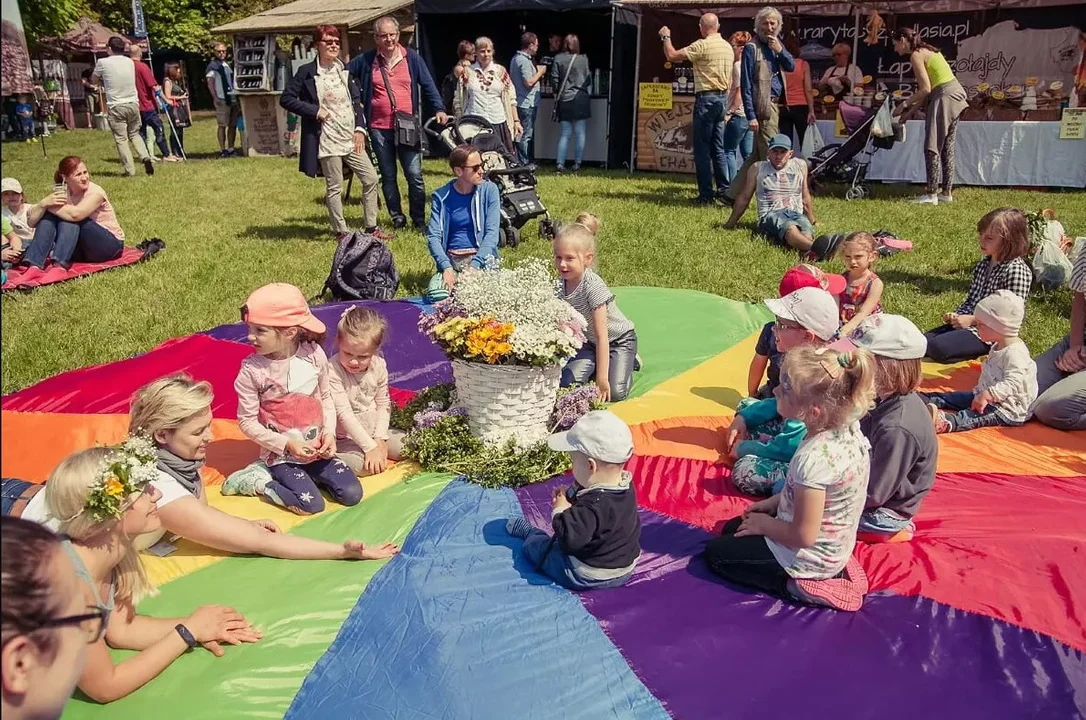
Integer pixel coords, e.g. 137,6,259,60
629,8,641,173
606,7,616,169
852,4,860,71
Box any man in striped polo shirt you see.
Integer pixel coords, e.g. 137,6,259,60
660,13,733,204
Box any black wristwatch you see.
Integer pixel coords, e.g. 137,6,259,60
175,623,198,650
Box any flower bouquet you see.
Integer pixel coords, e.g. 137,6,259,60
419,259,586,447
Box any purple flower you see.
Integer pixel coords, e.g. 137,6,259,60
418,299,467,336
551,385,600,431
414,405,467,429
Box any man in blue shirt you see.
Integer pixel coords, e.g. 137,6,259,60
509,32,546,165
723,6,794,204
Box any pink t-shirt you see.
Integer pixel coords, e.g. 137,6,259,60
369,47,414,131
69,182,125,242
234,342,338,466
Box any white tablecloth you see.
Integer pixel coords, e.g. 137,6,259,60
809,120,1086,188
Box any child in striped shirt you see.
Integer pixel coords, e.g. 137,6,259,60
554,213,639,402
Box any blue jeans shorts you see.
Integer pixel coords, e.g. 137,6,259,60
757,210,813,247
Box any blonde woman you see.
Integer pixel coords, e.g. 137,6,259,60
44,444,261,703
128,374,399,561
456,36,520,154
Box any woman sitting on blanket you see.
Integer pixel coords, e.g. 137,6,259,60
21,156,125,270
33,443,261,703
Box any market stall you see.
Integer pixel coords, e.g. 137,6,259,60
414,0,640,168
211,0,415,157
620,0,1086,187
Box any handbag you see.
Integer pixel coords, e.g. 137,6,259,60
550,53,579,123
378,57,420,148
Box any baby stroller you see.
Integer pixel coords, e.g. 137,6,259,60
425,114,554,247
808,100,901,201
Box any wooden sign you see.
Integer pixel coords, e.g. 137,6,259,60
636,99,694,172
639,83,673,110
1059,108,1085,140
239,93,285,157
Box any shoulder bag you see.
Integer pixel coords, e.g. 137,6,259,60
378,55,420,147
550,53,579,123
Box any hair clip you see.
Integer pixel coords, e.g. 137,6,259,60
819,358,842,378
340,305,358,320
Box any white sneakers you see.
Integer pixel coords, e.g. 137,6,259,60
910,193,953,205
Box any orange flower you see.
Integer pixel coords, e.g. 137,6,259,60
103,476,125,497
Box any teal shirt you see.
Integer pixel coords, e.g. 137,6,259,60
735,397,807,462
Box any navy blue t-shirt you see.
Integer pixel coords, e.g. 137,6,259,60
754,321,782,398
445,187,476,253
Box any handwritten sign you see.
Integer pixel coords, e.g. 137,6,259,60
639,83,673,111
239,93,284,156
1059,108,1085,139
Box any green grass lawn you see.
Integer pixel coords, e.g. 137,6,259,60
1,115,1081,394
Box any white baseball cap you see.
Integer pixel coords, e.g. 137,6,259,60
1,178,22,194
847,314,926,360
763,287,840,341
547,410,634,465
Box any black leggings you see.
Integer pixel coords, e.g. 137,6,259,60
703,517,791,598
924,324,990,364
777,105,810,151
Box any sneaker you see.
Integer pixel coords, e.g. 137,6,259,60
222,462,272,497
928,403,951,434
909,194,938,205
788,555,869,611
570,164,581,173
714,192,735,207
142,158,155,176
218,149,231,158
937,194,953,204
371,227,395,241
226,148,238,157
506,517,534,539
692,196,715,206
391,216,408,230
555,165,566,174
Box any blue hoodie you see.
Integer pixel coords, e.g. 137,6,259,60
426,179,500,272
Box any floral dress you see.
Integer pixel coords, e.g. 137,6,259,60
839,272,883,324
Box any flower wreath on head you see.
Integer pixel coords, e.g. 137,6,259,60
76,435,160,523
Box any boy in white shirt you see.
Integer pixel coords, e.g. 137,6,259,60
924,290,1038,433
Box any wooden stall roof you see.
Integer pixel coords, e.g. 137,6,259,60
212,0,413,34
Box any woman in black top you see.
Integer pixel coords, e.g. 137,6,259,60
549,34,591,172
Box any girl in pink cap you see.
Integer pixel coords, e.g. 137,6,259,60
234,283,362,515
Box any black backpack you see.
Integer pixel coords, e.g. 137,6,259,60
324,231,399,301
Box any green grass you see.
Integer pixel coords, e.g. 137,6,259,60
2,115,1082,394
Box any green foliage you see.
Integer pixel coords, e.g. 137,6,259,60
402,415,572,490
20,0,89,48
390,383,455,432
1024,210,1048,252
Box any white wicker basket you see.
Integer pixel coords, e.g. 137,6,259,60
451,359,562,447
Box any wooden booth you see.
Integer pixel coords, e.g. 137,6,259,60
211,0,415,158
618,0,1086,187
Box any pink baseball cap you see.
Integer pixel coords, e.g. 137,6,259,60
779,264,846,297
242,283,326,334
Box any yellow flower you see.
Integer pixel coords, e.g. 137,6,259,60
103,476,125,497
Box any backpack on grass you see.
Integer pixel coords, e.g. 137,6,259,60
324,231,399,301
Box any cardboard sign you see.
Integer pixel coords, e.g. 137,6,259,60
639,83,673,110
1059,108,1085,140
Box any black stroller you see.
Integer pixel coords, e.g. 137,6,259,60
425,114,554,247
808,100,902,200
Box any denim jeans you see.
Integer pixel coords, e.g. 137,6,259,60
921,391,1016,432
692,92,729,198
369,128,426,227
516,104,537,165
560,329,638,401
23,213,123,269
723,114,752,185
556,119,586,168
521,529,633,590
18,116,34,138
1,478,36,517
140,109,170,157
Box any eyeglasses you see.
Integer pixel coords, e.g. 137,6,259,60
461,163,484,173
320,38,341,46
33,608,108,645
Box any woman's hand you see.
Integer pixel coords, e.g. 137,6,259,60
41,191,66,209
316,107,330,122
807,109,817,125
513,121,524,140
595,377,611,403
185,605,262,656
1056,346,1086,373
442,268,458,291
353,130,366,154
364,442,388,475
950,314,974,330
343,540,399,560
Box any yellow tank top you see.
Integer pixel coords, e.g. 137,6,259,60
925,52,955,89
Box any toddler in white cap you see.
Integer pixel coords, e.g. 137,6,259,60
1,177,32,242
922,290,1038,433
506,410,641,590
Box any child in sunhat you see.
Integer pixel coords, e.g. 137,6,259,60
923,289,1038,434
1,177,33,242
727,286,842,496
506,410,641,590
233,283,362,515
748,264,847,399
847,314,936,543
